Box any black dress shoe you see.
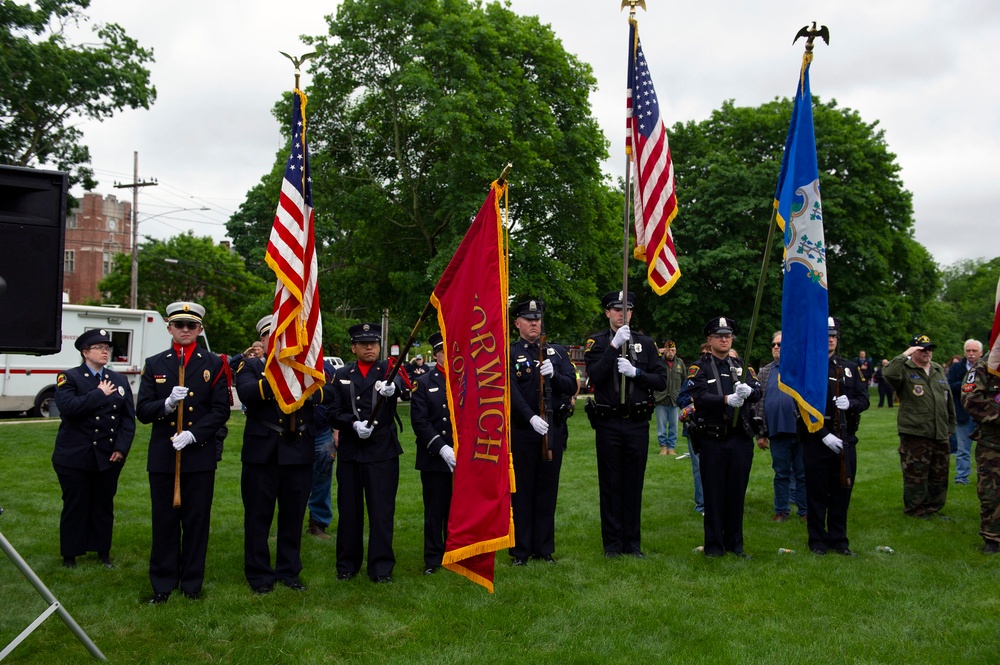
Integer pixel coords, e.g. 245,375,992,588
252,583,274,595
835,548,857,557
373,575,393,584
98,554,114,569
336,571,356,581
423,566,440,575
281,577,307,591
629,551,646,559
182,590,201,600
982,540,999,554
539,554,556,563
810,548,827,556
511,557,528,566
732,551,753,560
147,591,170,605
62,556,76,568
603,551,621,559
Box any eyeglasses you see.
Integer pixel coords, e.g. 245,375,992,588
711,334,733,340
771,343,781,348
86,344,112,352
171,321,200,330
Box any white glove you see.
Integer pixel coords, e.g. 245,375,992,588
611,325,631,349
726,393,745,408
530,415,550,435
617,357,637,378
353,420,374,439
376,380,396,397
734,382,752,399
822,433,844,453
539,359,554,377
172,431,196,450
835,395,850,410
165,385,188,411
439,445,456,472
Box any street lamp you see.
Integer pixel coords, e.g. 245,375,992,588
130,207,209,308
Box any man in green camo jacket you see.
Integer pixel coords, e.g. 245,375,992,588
961,354,1000,554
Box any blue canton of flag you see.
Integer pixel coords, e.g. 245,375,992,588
775,55,829,432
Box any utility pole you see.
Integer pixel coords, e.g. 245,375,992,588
113,151,157,309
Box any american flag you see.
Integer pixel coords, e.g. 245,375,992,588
263,88,325,412
626,20,680,295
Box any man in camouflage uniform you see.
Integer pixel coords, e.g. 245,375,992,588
961,354,1000,553
884,334,956,518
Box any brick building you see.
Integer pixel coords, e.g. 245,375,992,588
62,192,132,303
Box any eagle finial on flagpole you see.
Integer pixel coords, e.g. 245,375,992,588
793,22,830,54
620,0,646,19
279,51,317,89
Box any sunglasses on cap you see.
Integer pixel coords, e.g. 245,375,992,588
171,321,200,330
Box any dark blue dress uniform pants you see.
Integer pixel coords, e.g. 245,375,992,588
700,435,753,556
241,462,312,588
594,418,649,555
148,470,215,595
336,457,399,580
420,470,452,568
803,441,855,552
54,463,123,558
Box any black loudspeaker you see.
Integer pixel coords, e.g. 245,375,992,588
0,165,68,354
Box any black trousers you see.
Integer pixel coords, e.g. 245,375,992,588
594,418,649,555
700,434,753,556
241,462,312,588
420,470,453,568
336,457,399,580
148,470,215,595
510,433,564,559
54,463,123,558
803,441,856,552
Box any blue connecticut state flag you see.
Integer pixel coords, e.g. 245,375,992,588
775,55,829,433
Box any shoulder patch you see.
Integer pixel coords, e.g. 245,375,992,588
237,361,245,374
965,370,977,385
584,338,595,353
688,365,700,378
56,372,68,387
747,367,758,381
913,385,924,396
962,382,975,393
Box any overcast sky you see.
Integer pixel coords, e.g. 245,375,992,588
72,0,998,267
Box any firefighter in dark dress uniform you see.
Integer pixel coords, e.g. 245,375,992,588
802,316,869,556
136,302,230,603
52,328,136,568
508,299,578,565
235,315,326,594
330,323,408,583
686,316,761,558
583,291,667,557
409,332,455,574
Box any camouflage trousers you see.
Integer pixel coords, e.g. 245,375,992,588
898,435,950,517
975,431,1000,542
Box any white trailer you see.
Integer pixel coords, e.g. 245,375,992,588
0,304,202,417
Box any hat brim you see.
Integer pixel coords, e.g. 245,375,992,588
351,335,381,343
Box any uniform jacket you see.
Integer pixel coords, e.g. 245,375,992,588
884,354,956,440
409,364,452,472
52,363,136,471
686,353,762,437
584,328,667,414
136,346,231,473
653,355,687,407
798,355,870,445
961,357,1000,433
330,359,407,463
235,356,327,466
509,338,577,451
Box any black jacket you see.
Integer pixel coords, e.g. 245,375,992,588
52,363,136,471
330,360,407,463
409,365,452,472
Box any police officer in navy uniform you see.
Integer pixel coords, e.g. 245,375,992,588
409,332,455,574
236,315,326,594
508,299,577,565
802,316,869,556
584,291,667,558
137,302,231,603
687,316,762,558
52,328,136,568
330,323,408,583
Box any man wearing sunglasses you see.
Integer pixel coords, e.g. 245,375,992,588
137,301,231,604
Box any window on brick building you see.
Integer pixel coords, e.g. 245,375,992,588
66,214,78,229
65,250,75,273
102,252,113,275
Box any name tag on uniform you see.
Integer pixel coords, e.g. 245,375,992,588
155,374,166,384
340,379,351,384
429,387,440,392
707,379,716,384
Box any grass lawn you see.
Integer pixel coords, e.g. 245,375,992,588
0,395,996,664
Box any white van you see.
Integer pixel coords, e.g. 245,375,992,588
0,304,204,417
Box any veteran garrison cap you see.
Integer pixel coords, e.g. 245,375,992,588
909,333,936,350
429,332,444,352
602,291,635,310
703,316,736,337
166,301,205,324
349,322,382,343
513,299,544,320
256,315,273,337
75,328,112,351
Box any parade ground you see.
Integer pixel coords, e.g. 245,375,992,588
0,398,994,664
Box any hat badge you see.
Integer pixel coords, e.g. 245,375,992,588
718,317,725,329
363,324,370,331
618,291,624,302
529,300,537,311
828,316,835,327
99,329,107,336
183,304,190,312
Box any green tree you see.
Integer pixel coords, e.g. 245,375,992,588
930,257,1000,355
227,0,621,346
98,233,271,354
642,98,936,366
0,0,155,188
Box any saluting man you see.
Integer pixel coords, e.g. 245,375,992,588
508,299,577,566
52,328,136,569
583,291,667,558
136,302,230,604
409,332,455,575
236,315,326,594
330,323,408,583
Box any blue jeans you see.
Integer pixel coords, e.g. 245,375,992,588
954,420,975,483
656,405,679,449
308,427,334,528
769,433,807,516
687,435,704,513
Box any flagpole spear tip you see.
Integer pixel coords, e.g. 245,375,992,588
279,50,318,89
792,22,830,53
497,162,513,186
620,0,646,18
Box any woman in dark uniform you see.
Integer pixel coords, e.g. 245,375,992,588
52,328,136,568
